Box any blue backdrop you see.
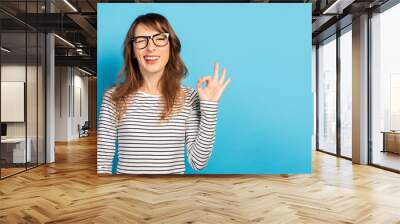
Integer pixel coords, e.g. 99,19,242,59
97,3,313,174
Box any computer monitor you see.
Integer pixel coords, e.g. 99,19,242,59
1,123,7,137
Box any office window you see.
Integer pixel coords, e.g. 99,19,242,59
312,45,317,150
371,3,400,171
339,27,352,158
317,35,337,154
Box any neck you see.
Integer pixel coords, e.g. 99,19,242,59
140,69,164,94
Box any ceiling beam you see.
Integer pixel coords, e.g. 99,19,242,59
67,13,97,43
55,55,97,73
323,0,356,14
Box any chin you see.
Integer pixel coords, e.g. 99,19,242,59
142,63,167,74
144,67,163,73
144,66,162,72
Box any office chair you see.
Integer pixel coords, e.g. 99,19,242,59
79,121,90,138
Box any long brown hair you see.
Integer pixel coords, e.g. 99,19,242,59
111,13,188,122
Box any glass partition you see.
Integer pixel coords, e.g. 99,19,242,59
1,30,28,177
0,0,46,179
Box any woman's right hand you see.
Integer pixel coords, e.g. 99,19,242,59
196,62,231,102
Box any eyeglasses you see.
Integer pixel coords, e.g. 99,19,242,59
131,32,170,49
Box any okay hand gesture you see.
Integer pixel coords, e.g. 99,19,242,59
197,62,231,102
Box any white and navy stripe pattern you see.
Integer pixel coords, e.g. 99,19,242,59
97,86,218,174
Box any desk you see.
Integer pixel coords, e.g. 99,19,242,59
381,131,400,154
1,138,31,163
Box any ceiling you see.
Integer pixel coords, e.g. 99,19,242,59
0,0,392,75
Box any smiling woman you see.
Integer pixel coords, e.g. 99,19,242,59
97,13,231,174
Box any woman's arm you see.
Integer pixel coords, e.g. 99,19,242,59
185,90,219,171
185,62,231,171
97,88,118,174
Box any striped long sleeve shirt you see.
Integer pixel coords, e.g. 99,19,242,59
97,86,218,174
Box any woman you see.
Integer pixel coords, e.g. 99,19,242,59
97,13,231,174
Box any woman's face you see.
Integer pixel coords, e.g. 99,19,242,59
132,23,170,76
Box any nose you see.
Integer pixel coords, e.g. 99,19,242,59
146,38,156,51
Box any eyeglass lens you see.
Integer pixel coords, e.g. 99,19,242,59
133,33,169,49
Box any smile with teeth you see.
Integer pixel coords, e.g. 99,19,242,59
144,56,160,63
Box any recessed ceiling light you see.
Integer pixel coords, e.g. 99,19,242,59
54,34,75,48
1,47,11,53
77,67,93,76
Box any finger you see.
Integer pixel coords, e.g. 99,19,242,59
197,76,212,90
196,77,205,90
221,77,231,92
213,62,219,80
219,68,226,85
203,76,212,86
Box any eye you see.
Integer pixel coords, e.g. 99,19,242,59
155,36,166,40
155,33,168,40
135,38,146,43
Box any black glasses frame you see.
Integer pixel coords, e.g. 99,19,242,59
131,32,170,49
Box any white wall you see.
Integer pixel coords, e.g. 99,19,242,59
1,65,25,130
1,65,42,137
71,71,89,139
1,64,46,164
55,66,69,141
54,67,89,141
